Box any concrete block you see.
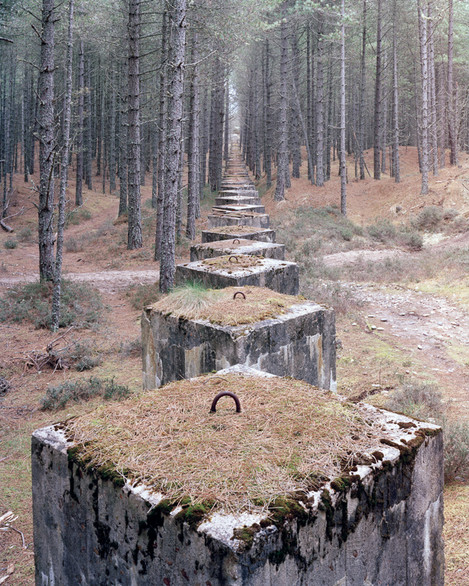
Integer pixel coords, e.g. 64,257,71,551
207,211,270,229
32,371,443,586
212,204,266,214
141,289,333,388
215,196,261,207
201,227,276,244
190,239,285,261
175,256,299,295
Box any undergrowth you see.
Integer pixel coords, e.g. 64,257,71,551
385,380,469,482
0,280,106,329
125,282,161,309
41,377,131,411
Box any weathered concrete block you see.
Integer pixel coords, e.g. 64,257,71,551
212,204,266,214
215,196,261,207
190,239,285,261
201,227,276,243
175,256,299,295
141,287,332,388
218,189,259,198
207,211,270,229
32,370,444,586
220,182,255,190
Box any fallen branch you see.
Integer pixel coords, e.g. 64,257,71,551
0,219,13,233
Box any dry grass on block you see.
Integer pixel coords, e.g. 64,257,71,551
151,285,300,325
201,254,263,271
206,226,268,234
66,373,385,512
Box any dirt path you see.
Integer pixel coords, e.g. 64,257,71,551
0,269,160,294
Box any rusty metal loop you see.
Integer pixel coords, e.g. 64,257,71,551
233,291,246,300
228,255,239,263
232,238,240,244
210,391,241,413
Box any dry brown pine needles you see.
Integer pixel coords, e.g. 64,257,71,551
66,373,385,513
150,286,301,325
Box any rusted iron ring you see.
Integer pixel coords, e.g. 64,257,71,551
232,238,240,244
233,291,246,300
228,255,239,263
210,391,241,413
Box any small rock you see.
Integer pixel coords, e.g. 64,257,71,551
367,315,375,318
417,345,423,350
370,325,377,331
380,318,388,322
352,322,357,326
377,327,385,331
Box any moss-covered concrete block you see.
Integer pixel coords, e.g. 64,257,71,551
201,227,276,244
212,204,266,214
174,256,299,294
141,289,333,388
215,195,261,207
190,239,285,261
32,370,443,586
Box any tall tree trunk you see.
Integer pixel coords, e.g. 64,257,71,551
159,0,186,293
290,33,301,179
186,31,200,240
340,0,347,215
118,58,128,216
392,0,400,183
428,1,438,175
315,19,325,187
418,0,429,195
38,0,56,282
155,8,168,260
274,3,289,201
51,0,74,331
127,0,143,249
373,0,383,180
75,40,84,206
84,51,93,190
263,39,272,189
109,66,117,191
447,0,457,165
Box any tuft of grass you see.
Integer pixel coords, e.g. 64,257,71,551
384,380,443,420
367,219,397,243
69,340,103,371
0,280,106,329
66,206,92,227
4,238,18,249
41,377,131,411
17,226,33,242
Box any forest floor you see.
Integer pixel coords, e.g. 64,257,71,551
1,146,468,584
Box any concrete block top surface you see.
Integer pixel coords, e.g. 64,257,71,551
178,255,295,278
190,239,285,261
35,367,442,557
144,285,314,330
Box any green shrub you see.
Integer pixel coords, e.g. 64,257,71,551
119,337,142,357
4,239,18,249
0,280,105,329
384,381,443,420
18,227,33,242
65,237,84,253
66,207,92,227
443,419,469,481
126,282,161,309
412,206,443,231
69,340,103,371
398,230,423,251
40,377,131,411
367,219,397,243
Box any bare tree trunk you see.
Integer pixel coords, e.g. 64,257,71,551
109,66,117,192
315,19,325,187
51,0,74,331
75,40,84,206
428,1,438,175
118,58,128,217
392,0,400,183
84,51,93,190
275,3,289,201
186,31,200,240
127,0,143,249
155,8,168,259
447,0,457,165
38,0,56,282
159,0,186,293
340,0,347,215
264,39,272,189
418,0,429,195
290,33,301,179
373,0,382,180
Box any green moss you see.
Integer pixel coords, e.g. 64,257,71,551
330,474,360,493
232,524,261,550
175,501,214,529
268,496,308,527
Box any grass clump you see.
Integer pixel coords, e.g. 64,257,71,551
0,280,105,329
41,377,131,410
385,380,469,481
17,227,33,242
69,340,103,371
66,206,92,227
152,285,300,325
66,373,385,511
4,239,18,249
126,282,161,309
